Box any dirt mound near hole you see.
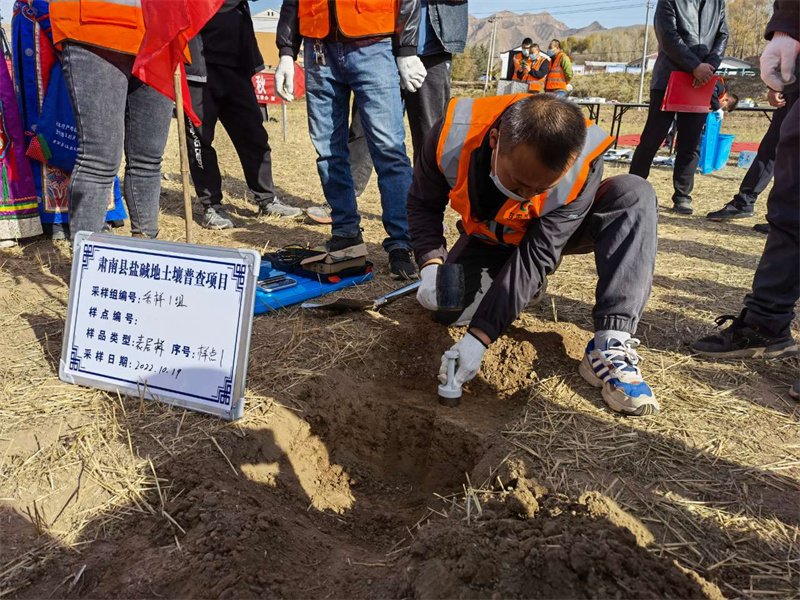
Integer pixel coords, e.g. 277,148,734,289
389,480,724,600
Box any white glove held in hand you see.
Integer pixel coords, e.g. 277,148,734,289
714,108,724,121
275,55,296,102
397,55,427,92
416,264,439,311
438,333,487,388
566,83,573,92
760,34,800,91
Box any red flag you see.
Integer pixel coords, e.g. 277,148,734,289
132,0,224,126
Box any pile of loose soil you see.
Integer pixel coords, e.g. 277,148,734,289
389,481,724,600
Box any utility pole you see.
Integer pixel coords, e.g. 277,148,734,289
483,17,498,96
637,0,652,104
637,1,653,104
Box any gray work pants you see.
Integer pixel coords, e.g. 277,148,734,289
61,43,173,239
437,174,658,335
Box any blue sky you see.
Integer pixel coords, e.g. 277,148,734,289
0,1,650,31
247,0,651,29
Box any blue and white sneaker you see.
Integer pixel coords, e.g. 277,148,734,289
579,338,659,416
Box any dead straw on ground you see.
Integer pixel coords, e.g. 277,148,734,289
1,103,798,598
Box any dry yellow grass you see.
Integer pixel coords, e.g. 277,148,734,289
0,98,797,598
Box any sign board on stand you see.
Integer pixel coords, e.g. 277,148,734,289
59,233,259,421
252,66,306,140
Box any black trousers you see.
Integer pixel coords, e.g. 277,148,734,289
732,92,798,210
348,52,452,195
629,88,707,203
743,100,799,336
186,63,275,208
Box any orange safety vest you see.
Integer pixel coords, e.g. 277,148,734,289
298,0,397,40
717,76,728,105
512,54,534,81
50,0,145,55
545,51,568,91
436,94,613,246
528,56,548,93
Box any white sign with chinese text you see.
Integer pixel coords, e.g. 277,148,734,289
60,233,259,420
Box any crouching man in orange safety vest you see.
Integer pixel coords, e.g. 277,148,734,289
409,94,660,417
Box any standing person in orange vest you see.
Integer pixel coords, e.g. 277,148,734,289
275,0,425,280
409,94,660,416
49,0,176,240
545,39,573,96
511,39,549,94
527,43,549,94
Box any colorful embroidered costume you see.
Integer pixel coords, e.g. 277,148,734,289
12,0,126,230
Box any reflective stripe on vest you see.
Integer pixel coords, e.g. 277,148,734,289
51,0,144,54
299,0,396,40
546,51,567,90
437,95,615,246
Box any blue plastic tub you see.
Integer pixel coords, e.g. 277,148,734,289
698,113,721,174
713,134,735,170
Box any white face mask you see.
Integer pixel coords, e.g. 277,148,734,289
490,138,528,202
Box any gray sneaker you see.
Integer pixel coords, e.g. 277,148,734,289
202,206,236,230
790,380,800,401
259,198,303,218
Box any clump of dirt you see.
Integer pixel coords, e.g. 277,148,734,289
389,479,724,600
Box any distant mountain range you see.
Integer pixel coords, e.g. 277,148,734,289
468,11,622,52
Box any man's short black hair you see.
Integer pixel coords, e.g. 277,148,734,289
521,37,533,47
550,39,561,49
498,95,587,173
532,43,540,50
726,92,740,111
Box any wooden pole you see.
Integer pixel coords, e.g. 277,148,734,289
173,68,194,245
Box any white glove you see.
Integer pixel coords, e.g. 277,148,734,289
396,55,427,93
760,34,800,91
275,55,295,102
438,333,487,388
566,83,573,92
714,108,724,121
416,264,439,311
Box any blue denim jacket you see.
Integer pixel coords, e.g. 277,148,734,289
426,0,468,55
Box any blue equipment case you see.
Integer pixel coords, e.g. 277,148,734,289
253,261,374,315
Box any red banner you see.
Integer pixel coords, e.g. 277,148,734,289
252,64,306,105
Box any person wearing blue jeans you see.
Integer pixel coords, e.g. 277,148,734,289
275,0,425,280
61,43,173,240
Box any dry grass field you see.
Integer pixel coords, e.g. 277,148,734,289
0,97,797,599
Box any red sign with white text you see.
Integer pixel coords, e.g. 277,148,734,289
252,64,306,105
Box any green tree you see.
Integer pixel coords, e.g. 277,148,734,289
470,44,490,77
452,48,478,81
726,0,772,59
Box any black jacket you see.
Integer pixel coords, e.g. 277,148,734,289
277,0,421,58
186,0,264,83
766,0,799,42
408,113,604,343
651,0,729,90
